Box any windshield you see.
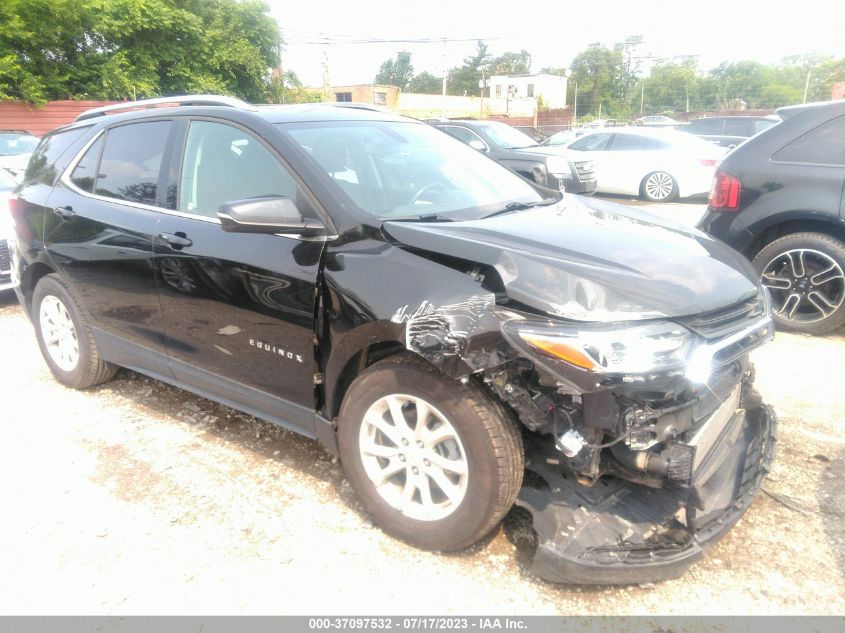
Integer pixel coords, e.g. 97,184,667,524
0,133,39,156
280,121,545,221
480,122,538,149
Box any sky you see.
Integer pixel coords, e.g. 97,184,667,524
266,0,845,88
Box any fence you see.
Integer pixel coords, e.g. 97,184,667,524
0,100,116,135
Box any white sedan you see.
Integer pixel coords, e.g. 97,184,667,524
559,127,725,202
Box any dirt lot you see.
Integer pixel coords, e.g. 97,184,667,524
1,262,844,615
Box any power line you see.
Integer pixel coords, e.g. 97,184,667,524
286,36,518,45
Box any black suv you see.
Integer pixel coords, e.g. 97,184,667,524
11,96,776,585
699,100,845,335
683,115,779,149
431,119,597,195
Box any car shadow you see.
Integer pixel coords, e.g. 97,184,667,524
818,447,845,577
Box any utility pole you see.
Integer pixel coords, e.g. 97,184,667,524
479,69,485,118
573,82,578,128
441,38,448,117
598,102,602,120
803,70,811,104
278,26,284,104
640,81,644,114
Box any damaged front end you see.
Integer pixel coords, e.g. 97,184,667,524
485,294,777,584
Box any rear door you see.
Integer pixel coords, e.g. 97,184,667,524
154,118,325,433
44,119,176,373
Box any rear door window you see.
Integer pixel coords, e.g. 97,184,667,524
95,121,172,206
438,126,486,148
723,119,752,137
688,118,724,135
773,116,845,166
610,134,648,151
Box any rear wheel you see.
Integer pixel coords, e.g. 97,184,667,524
640,171,678,202
753,232,845,335
32,274,117,388
337,354,523,551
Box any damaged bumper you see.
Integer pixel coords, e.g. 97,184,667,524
517,403,777,585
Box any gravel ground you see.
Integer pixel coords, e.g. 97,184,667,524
1,279,843,615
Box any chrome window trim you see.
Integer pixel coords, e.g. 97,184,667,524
60,128,338,240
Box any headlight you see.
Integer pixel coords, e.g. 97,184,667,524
504,319,694,375
545,156,571,175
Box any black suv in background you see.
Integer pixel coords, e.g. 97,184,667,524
432,119,597,194
699,100,845,334
683,115,779,149
11,96,775,585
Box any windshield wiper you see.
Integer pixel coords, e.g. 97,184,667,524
481,198,557,219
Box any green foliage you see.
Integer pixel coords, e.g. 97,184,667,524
0,0,280,104
408,71,442,94
446,40,491,96
489,49,531,75
268,70,321,104
374,50,413,90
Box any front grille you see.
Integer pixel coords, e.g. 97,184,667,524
0,239,9,273
574,161,595,180
680,294,765,341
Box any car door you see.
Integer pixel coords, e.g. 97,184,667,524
44,120,175,374
154,118,325,433
566,132,615,193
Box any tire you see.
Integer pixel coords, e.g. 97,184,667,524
640,171,679,202
337,353,523,551
753,232,845,335
32,274,117,389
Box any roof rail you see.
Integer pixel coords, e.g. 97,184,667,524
75,95,257,122
329,102,392,114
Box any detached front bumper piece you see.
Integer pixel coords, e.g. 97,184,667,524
517,404,777,585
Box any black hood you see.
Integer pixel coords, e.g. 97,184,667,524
383,195,759,321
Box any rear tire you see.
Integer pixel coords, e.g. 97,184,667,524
337,353,523,551
32,274,117,389
640,171,679,202
753,232,845,335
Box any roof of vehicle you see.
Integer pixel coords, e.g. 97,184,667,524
776,99,845,120
688,115,779,122
432,119,506,129
67,95,416,130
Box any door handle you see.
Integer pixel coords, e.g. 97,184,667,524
158,232,193,249
53,205,76,221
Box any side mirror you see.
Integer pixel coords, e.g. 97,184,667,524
217,196,326,236
468,139,488,152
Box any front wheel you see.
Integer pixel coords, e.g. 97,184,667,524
753,232,845,335
640,171,678,202
337,354,523,551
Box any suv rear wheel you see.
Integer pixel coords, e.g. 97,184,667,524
753,232,845,335
32,274,117,388
337,354,523,551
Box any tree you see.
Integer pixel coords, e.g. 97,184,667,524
446,40,491,96
0,0,281,104
268,70,321,104
374,51,413,90
408,71,442,94
489,50,531,75
569,42,626,117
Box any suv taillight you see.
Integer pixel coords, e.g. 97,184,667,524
708,169,741,211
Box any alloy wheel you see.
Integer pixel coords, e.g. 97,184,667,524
39,295,79,372
762,248,845,324
644,172,675,200
358,394,469,522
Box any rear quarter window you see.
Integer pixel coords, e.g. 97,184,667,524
773,115,845,166
22,126,90,186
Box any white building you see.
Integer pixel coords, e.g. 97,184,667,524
488,73,568,109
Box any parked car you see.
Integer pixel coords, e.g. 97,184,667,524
683,115,780,149
11,95,776,585
560,127,724,202
634,115,680,127
0,130,40,180
699,100,845,335
540,129,588,146
0,168,18,291
433,119,596,194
